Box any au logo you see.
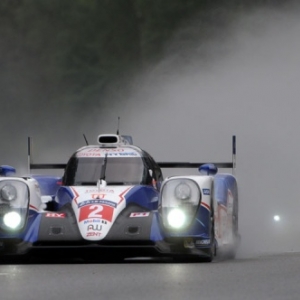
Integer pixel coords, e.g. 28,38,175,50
87,224,102,231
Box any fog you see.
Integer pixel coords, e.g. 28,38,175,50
2,4,300,257
85,5,300,257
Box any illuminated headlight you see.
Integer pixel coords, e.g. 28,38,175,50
175,183,191,200
167,209,186,228
1,184,17,201
160,178,201,230
3,212,22,229
0,179,29,231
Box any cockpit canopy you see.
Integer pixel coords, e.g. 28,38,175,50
62,146,148,186
63,156,145,186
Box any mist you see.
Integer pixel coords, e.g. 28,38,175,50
1,3,300,257
80,4,300,256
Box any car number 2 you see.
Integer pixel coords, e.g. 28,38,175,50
79,204,114,222
88,205,103,218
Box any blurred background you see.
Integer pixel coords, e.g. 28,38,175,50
1,0,300,256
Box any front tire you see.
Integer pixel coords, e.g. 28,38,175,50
200,207,216,262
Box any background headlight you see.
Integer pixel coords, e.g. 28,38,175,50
175,183,191,200
1,184,17,201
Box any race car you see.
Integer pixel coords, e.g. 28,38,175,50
0,134,239,262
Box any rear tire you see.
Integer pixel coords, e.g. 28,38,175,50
227,196,240,259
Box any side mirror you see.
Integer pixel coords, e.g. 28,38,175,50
0,165,16,176
199,164,218,175
41,195,53,203
149,169,153,177
41,195,58,211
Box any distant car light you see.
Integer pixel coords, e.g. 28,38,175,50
174,183,191,200
3,211,22,229
273,215,280,222
1,184,17,201
167,209,186,228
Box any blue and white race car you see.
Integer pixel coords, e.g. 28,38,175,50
0,134,239,262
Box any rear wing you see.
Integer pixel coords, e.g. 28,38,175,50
157,135,236,174
27,137,67,172
28,135,236,174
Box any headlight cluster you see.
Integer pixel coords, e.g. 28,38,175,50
160,179,201,230
1,184,17,201
0,180,29,231
174,183,191,200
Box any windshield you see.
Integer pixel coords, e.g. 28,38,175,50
64,156,145,186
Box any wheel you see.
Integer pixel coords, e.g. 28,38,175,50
226,197,240,259
200,206,216,263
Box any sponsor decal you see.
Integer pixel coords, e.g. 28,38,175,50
83,219,107,225
87,224,102,231
77,148,139,157
77,153,100,157
79,200,115,222
102,148,124,152
45,213,66,218
130,212,150,218
85,188,114,194
202,188,210,195
91,193,106,199
85,189,98,193
86,232,101,237
117,152,138,156
78,199,117,208
101,189,115,193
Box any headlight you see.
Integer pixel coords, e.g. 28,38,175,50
160,178,201,230
1,184,17,201
174,183,191,200
3,212,22,229
167,209,186,228
0,179,29,231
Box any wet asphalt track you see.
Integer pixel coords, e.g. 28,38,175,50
0,252,299,300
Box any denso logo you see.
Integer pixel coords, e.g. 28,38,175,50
101,148,124,152
87,149,101,153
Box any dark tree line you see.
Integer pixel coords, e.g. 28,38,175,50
0,0,291,109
